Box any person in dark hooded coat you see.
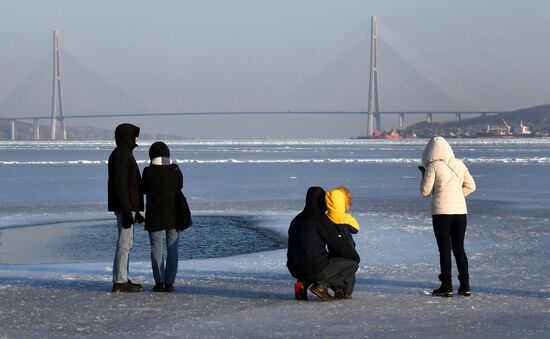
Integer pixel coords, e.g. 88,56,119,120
108,123,144,293
141,141,184,292
287,187,360,301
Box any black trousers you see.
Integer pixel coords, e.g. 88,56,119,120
432,214,469,281
309,257,358,289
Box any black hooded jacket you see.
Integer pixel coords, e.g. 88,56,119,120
107,123,144,212
142,142,183,232
286,187,360,280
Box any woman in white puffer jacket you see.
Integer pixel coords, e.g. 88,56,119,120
420,136,476,297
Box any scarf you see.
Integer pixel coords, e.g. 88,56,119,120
151,157,172,165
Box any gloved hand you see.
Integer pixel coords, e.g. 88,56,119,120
134,211,145,224
122,211,134,229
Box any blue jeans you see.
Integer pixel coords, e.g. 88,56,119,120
149,228,179,284
113,211,135,283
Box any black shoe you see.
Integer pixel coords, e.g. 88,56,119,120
309,283,335,301
432,279,453,297
294,280,309,301
127,279,143,290
112,283,125,292
164,283,175,292
112,282,142,293
152,283,165,292
458,279,471,296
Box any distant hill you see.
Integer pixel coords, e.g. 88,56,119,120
405,104,550,137
0,119,183,141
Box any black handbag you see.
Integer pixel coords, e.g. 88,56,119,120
175,190,192,231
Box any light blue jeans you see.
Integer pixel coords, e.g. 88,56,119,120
113,211,135,283
149,229,179,284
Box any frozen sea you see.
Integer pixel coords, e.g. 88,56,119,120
0,138,548,338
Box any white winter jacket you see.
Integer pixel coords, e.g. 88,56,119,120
420,137,476,215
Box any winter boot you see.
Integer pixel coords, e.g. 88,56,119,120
458,277,471,296
432,279,454,297
333,286,345,299
294,280,309,301
333,286,353,300
309,283,335,301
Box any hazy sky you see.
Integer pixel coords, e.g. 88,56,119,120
1,0,549,138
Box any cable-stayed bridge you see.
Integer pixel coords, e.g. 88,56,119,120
3,19,504,141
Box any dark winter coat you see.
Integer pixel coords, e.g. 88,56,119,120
107,123,144,212
142,162,183,232
334,223,357,252
286,187,360,281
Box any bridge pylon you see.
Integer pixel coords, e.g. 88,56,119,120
367,16,380,137
50,30,66,140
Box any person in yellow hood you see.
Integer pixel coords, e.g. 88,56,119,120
325,187,361,299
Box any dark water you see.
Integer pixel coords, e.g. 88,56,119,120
0,216,286,264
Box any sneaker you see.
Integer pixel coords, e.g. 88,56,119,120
294,280,308,301
112,282,142,293
164,283,175,292
309,283,335,301
152,283,165,292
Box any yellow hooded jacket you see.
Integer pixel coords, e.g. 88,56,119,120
325,189,360,232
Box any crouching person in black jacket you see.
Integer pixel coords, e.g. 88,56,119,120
142,142,184,293
287,187,360,301
108,123,144,293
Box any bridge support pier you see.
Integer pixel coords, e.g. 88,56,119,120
50,30,65,141
427,113,433,124
367,16,380,137
11,120,16,141
33,119,40,141
60,118,66,140
375,113,381,131
399,113,404,131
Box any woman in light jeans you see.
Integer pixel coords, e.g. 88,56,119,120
142,142,183,292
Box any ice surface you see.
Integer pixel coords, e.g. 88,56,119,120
0,139,548,337
0,212,548,338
